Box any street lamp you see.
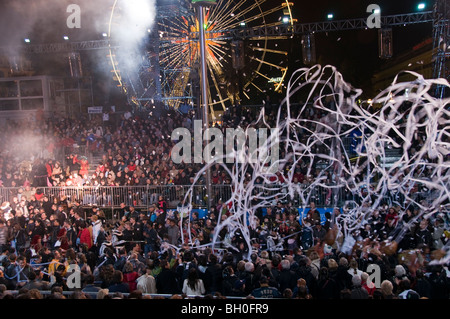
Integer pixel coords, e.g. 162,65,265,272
191,0,217,211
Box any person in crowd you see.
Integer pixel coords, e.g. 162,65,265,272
0,110,448,301
182,267,206,296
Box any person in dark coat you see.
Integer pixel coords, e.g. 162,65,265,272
294,257,318,298
333,257,353,292
156,258,181,294
413,269,431,299
108,270,130,293
316,267,340,299
350,275,369,299
415,219,433,248
277,259,297,293
428,265,450,300
205,254,223,295
222,266,243,297
239,261,260,296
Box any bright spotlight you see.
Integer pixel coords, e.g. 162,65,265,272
282,16,290,24
63,35,69,40
24,38,30,43
102,32,108,37
417,3,426,10
327,13,334,20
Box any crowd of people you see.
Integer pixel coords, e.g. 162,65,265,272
0,101,448,300
0,98,439,210
0,188,448,300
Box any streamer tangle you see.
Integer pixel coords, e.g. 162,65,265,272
179,65,449,261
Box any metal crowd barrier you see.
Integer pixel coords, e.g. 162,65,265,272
0,183,432,212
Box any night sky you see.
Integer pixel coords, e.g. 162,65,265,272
0,0,435,104
287,0,433,94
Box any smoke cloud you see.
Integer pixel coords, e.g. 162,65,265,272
0,0,157,91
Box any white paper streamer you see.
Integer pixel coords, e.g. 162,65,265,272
180,65,449,262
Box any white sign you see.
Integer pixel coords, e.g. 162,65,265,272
88,106,103,114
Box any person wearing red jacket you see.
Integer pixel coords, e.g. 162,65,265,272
385,207,399,225
122,262,139,292
73,155,89,177
77,221,93,249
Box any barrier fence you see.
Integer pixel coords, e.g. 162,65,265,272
0,182,432,214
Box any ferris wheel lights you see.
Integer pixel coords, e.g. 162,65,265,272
281,2,294,7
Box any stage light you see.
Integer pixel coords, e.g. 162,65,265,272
240,21,246,27
327,13,334,20
24,38,30,43
282,16,290,24
63,35,69,40
417,3,426,10
102,32,108,37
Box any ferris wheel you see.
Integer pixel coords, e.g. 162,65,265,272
108,0,295,118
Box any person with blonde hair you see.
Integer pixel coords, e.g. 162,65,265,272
96,288,109,299
380,279,395,299
91,214,102,246
327,258,338,270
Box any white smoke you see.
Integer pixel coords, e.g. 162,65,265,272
0,0,157,84
108,0,157,93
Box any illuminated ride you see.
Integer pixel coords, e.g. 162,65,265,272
108,0,295,119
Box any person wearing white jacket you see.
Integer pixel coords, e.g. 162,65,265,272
136,267,157,294
182,267,205,296
91,215,102,245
